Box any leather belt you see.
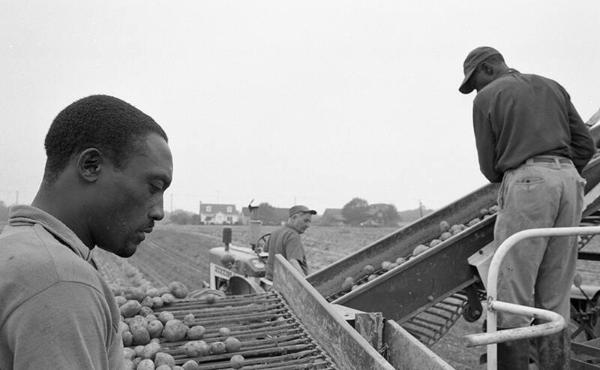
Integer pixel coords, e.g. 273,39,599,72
525,156,572,165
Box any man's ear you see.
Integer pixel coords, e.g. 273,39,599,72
77,148,103,182
480,62,495,76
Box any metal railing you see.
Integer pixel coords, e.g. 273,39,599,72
464,226,600,370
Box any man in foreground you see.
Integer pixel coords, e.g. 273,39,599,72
0,95,173,369
459,46,595,369
265,205,317,280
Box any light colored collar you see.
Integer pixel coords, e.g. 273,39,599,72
8,205,93,261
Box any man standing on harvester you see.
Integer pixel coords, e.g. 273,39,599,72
459,46,596,369
265,205,317,280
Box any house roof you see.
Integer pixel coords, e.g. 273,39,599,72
200,203,239,215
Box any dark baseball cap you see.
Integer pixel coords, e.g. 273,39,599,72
289,205,317,217
459,46,502,94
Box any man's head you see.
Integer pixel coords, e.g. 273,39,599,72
459,46,508,94
287,205,316,234
38,95,173,257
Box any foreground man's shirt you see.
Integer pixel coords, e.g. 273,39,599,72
0,205,124,370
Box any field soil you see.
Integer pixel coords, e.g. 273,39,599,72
94,223,600,369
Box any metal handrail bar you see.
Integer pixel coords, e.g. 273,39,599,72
464,226,600,370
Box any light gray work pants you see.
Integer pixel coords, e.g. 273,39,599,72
495,157,586,328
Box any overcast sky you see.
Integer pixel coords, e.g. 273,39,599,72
1,1,599,214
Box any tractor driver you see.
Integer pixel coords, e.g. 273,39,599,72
265,205,317,280
0,95,173,369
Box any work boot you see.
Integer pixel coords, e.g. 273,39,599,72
535,329,570,370
497,337,529,370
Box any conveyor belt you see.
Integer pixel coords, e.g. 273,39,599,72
137,292,337,369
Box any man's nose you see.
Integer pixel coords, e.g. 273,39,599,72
149,198,165,221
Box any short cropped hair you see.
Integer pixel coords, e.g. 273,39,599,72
43,95,168,184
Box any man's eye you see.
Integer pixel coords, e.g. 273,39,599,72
150,183,163,193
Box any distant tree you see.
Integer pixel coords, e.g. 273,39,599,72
0,201,8,222
342,197,370,226
256,203,279,225
169,209,196,225
381,204,400,226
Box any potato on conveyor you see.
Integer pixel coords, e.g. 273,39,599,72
362,264,375,275
413,244,430,256
224,336,242,352
168,281,189,299
230,354,245,369
439,220,450,233
341,277,355,290
154,352,175,367
120,300,142,318
187,325,206,340
163,319,189,342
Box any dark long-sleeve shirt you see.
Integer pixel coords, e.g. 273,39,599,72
472,69,596,183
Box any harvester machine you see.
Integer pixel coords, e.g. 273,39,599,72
308,119,600,358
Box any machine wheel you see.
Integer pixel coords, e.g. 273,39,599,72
255,233,271,254
463,301,483,322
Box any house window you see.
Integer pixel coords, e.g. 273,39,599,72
227,216,233,223
206,206,212,212
227,206,232,213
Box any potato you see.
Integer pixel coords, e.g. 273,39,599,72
182,340,210,357
155,366,170,370
381,261,392,270
151,297,164,309
118,321,130,335
367,274,378,281
141,296,154,308
362,264,375,275
439,232,452,241
128,315,148,330
139,306,153,317
450,224,465,235
120,300,142,318
131,326,151,346
122,330,133,346
187,325,205,340
158,311,174,325
147,320,164,338
123,347,136,360
183,313,195,326
146,288,159,297
429,239,441,248
163,319,188,342
173,367,184,370
182,360,200,370
413,244,430,256
230,354,245,369
395,257,407,264
146,314,157,322
134,345,145,357
225,337,242,352
210,341,227,354
489,205,499,213
341,277,354,290
351,284,360,291
125,287,146,302
142,341,161,359
123,359,136,370
136,359,155,370
168,281,189,299
115,295,127,306
439,220,450,233
467,218,480,227
154,352,175,367
161,293,175,305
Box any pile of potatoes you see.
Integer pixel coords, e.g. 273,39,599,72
340,204,499,292
117,281,248,369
